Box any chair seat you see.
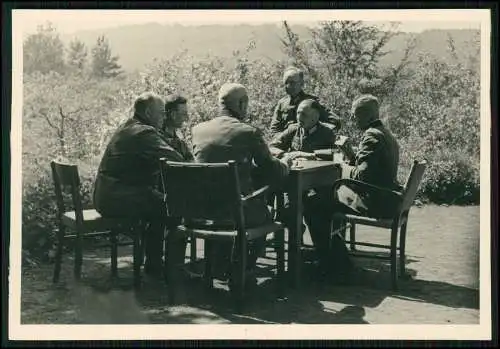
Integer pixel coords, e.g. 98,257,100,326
62,209,123,231
178,221,284,241
344,214,407,228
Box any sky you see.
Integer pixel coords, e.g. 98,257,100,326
14,9,485,36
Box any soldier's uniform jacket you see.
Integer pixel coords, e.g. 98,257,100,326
338,119,401,218
191,109,288,227
93,116,192,218
269,122,337,154
270,90,341,136
160,130,194,162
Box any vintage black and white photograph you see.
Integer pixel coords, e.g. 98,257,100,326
9,9,491,340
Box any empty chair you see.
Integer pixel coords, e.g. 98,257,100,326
50,160,145,288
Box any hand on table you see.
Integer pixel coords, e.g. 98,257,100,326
287,151,317,161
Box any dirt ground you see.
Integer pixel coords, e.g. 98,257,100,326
20,204,480,325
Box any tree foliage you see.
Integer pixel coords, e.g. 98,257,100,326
280,21,417,141
21,22,481,261
23,22,66,75
91,35,123,78
279,20,479,204
67,38,88,71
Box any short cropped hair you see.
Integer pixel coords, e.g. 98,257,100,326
283,66,304,81
133,92,161,116
299,98,322,116
164,94,187,116
351,94,380,119
218,83,247,108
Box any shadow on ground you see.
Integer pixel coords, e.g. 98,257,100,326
21,241,478,325
21,205,480,325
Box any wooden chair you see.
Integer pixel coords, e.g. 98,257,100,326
50,160,145,288
159,159,286,311
332,159,427,290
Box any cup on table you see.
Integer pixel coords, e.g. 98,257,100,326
292,158,304,169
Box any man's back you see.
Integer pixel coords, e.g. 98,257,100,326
192,115,257,165
192,114,286,194
192,113,287,227
353,120,400,189
94,117,187,217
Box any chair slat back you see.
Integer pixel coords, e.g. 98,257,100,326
159,159,245,229
400,160,427,212
50,160,84,224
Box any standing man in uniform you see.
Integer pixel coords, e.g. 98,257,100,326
270,66,342,137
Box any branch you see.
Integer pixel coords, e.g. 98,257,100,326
66,106,91,116
39,111,58,131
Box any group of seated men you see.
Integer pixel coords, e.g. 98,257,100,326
92,66,402,287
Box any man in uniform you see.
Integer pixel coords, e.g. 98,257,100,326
335,94,402,221
93,92,192,278
191,83,290,283
160,94,194,162
270,66,342,136
269,98,338,276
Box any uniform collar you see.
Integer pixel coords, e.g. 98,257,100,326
360,119,383,131
219,108,241,120
289,90,306,104
368,119,383,128
299,124,319,136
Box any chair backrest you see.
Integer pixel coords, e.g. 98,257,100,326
159,159,245,230
400,159,427,212
50,160,84,225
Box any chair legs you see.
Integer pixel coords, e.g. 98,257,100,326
390,223,399,291
204,240,214,290
133,224,142,289
275,228,286,298
166,229,188,305
399,221,408,279
230,237,247,313
53,224,66,283
74,227,84,281
190,237,197,265
349,223,357,251
110,229,118,278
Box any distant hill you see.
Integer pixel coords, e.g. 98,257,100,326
60,23,480,72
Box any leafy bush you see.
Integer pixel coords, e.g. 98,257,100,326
421,152,479,205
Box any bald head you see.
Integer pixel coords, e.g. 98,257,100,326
218,83,249,119
297,99,321,131
351,94,380,130
133,92,165,129
283,67,304,97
